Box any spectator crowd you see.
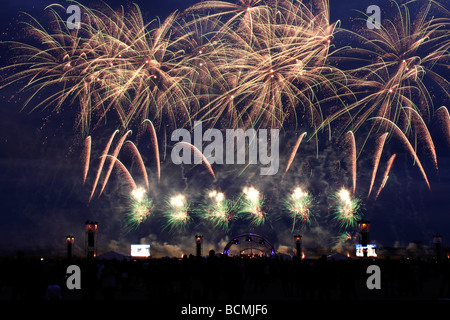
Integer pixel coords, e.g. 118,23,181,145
1,250,449,300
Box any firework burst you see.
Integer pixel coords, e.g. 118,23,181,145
163,194,191,232
283,187,316,232
0,0,353,132
189,0,346,129
0,3,197,133
331,188,363,230
198,190,238,231
334,232,355,245
239,186,266,226
125,187,153,231
323,0,450,138
2,0,447,141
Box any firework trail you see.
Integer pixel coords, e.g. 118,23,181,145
163,126,168,161
142,119,160,182
436,106,450,145
89,130,119,202
283,186,315,232
175,141,216,180
283,132,307,178
82,136,91,185
375,154,397,200
98,130,132,198
404,107,438,171
99,155,137,191
368,132,388,198
372,117,431,190
345,131,357,195
163,194,191,232
124,141,149,190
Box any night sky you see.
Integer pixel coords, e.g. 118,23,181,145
0,0,449,258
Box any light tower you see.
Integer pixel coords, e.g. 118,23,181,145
85,221,98,259
66,235,74,260
433,235,442,260
195,235,203,258
294,235,302,259
358,220,371,258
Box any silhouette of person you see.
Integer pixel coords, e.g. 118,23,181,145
44,277,62,300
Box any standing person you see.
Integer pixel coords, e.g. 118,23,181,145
44,276,62,300
101,260,118,300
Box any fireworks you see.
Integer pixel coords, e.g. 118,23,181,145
344,131,357,195
324,0,450,137
375,154,397,200
124,141,150,190
334,232,355,244
239,186,266,226
368,132,388,198
163,194,191,232
283,132,307,178
89,130,119,202
97,130,132,198
1,0,448,245
372,117,430,190
131,187,146,202
0,0,349,132
198,190,237,231
125,187,153,231
82,136,91,185
0,0,447,137
174,141,216,180
189,0,344,129
436,106,450,145
142,119,161,182
283,187,315,232
0,4,197,133
1,1,447,184
331,188,363,230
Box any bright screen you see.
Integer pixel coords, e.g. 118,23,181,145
355,244,377,257
131,244,150,257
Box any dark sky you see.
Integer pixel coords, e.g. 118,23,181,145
0,0,449,258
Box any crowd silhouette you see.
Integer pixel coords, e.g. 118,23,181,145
1,250,449,300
